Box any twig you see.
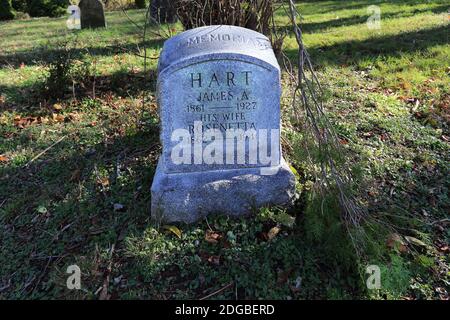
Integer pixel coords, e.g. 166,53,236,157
139,4,152,130
30,254,68,261
30,256,53,294
285,0,367,257
23,135,67,168
200,282,233,300
429,218,450,225
19,274,36,295
99,243,115,300
204,216,213,231
0,280,11,293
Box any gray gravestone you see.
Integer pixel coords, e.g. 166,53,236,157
79,0,106,29
151,25,295,223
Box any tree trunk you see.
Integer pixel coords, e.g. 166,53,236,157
150,0,177,24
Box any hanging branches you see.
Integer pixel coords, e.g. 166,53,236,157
173,0,286,55
285,0,368,256
134,0,368,254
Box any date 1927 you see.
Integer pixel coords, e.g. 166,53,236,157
236,101,256,111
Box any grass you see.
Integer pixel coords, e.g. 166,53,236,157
0,1,449,299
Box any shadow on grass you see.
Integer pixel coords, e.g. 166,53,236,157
1,109,445,298
298,0,447,15
0,68,158,114
285,23,449,67
299,4,449,33
0,106,365,299
0,120,161,298
0,39,164,68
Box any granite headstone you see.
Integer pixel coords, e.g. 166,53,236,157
151,25,295,223
79,0,106,29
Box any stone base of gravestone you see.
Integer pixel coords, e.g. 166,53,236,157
151,158,295,223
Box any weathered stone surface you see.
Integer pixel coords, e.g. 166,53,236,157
151,25,295,222
79,0,106,29
151,158,295,223
158,26,280,173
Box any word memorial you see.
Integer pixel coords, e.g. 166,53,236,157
151,26,295,222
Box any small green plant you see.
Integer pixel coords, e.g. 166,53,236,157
41,40,95,100
41,47,74,99
258,207,296,228
371,255,412,299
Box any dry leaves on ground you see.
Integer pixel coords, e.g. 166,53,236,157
205,230,222,244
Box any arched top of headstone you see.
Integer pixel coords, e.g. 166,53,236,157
79,0,104,10
67,5,80,14
158,25,279,73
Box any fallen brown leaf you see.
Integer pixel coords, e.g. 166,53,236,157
53,103,63,111
52,113,65,123
277,268,293,284
439,246,449,253
267,226,280,241
205,230,222,244
0,155,9,163
387,233,408,252
97,177,109,187
13,115,40,128
68,112,80,121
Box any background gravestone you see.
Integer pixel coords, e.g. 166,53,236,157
66,5,81,30
150,0,177,24
79,0,106,29
151,25,295,223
